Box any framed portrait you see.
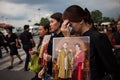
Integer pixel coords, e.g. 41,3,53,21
52,37,90,80
39,35,51,58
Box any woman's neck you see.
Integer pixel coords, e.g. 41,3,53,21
81,23,92,35
56,29,61,35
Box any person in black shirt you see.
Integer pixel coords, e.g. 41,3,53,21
112,20,120,65
61,5,120,80
20,25,35,71
0,31,3,58
5,27,23,69
0,31,9,53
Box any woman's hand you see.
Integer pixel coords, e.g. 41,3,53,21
38,68,45,78
10,42,15,45
29,50,37,55
43,53,52,61
61,19,71,37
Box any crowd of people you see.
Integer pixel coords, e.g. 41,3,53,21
0,5,120,80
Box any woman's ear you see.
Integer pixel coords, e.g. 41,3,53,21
79,20,84,25
45,29,48,33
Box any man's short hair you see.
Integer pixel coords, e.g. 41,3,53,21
24,25,29,30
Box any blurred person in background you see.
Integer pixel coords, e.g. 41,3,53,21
0,31,9,54
5,27,23,69
20,25,35,71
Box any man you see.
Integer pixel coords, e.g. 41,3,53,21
20,25,35,71
57,42,72,80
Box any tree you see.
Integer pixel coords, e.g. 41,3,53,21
102,17,111,22
91,10,102,23
34,23,40,26
117,14,120,21
40,17,50,25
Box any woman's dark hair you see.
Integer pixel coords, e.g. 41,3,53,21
50,12,63,27
40,23,50,34
37,23,50,49
5,26,13,32
63,5,92,24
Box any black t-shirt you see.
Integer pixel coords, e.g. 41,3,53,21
0,32,7,46
113,31,120,45
0,33,3,46
20,31,33,45
82,27,119,80
6,33,18,46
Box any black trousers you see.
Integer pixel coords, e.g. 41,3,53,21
23,45,31,71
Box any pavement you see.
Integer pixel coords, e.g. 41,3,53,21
0,36,39,80
0,69,34,80
0,48,35,80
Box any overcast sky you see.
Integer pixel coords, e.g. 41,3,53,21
0,0,120,27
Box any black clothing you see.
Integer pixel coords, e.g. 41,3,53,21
113,31,120,45
0,32,4,46
47,32,64,76
113,31,120,65
0,35,2,58
0,32,9,53
37,36,43,50
6,33,18,56
20,31,33,48
20,31,33,71
82,27,120,80
0,49,2,58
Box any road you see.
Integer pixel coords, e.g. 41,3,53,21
0,36,39,80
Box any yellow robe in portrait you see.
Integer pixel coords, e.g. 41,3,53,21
57,49,73,78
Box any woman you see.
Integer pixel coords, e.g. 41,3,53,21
43,12,64,79
5,27,23,69
73,43,85,80
30,23,50,80
50,12,64,37
61,5,120,80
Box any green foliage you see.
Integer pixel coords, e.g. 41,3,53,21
117,14,120,21
91,10,102,23
40,17,50,25
34,17,50,26
102,17,111,22
34,23,40,26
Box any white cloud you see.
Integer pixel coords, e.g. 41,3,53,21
0,1,28,17
0,0,119,27
0,1,53,27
